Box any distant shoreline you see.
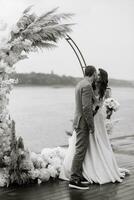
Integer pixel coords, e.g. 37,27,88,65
14,84,75,88
11,72,134,88
14,84,134,88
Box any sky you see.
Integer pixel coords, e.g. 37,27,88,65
0,0,134,80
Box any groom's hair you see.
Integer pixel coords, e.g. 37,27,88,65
84,65,96,77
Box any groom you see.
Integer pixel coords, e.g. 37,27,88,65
69,65,97,190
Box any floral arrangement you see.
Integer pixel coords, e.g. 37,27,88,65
0,120,67,187
105,118,119,135
104,98,120,134
0,6,72,187
104,98,120,119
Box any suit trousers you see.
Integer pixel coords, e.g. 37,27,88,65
70,116,89,182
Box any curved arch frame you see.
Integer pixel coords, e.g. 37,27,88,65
65,34,87,77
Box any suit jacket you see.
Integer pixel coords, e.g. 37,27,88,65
73,77,96,131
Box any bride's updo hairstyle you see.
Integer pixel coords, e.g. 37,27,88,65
97,68,108,99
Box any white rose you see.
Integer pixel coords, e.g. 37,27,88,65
12,25,20,34
1,123,8,130
47,165,58,178
23,39,32,46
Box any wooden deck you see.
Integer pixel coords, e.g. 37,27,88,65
0,136,134,200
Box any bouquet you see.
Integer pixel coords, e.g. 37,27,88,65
104,98,120,135
104,98,120,119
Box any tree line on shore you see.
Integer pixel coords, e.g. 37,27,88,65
10,72,134,87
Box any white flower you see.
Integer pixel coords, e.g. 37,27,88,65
6,119,12,126
113,100,120,111
0,168,9,187
6,78,17,85
54,147,67,159
23,39,32,46
1,123,8,130
30,169,40,180
38,168,50,182
0,44,11,52
0,60,9,73
5,128,11,136
12,25,20,34
47,165,58,178
49,157,62,171
41,148,57,163
30,168,51,183
105,119,113,135
30,152,48,169
33,27,41,33
104,98,120,111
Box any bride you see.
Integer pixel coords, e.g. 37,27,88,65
59,68,129,188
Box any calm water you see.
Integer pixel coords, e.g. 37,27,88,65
9,86,134,152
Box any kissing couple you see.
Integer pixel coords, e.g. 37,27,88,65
60,65,129,189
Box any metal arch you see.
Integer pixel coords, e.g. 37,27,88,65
65,34,87,77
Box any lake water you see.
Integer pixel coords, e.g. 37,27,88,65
9,86,134,152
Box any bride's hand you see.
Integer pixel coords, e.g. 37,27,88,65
89,129,94,134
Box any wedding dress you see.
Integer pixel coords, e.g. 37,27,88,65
59,105,129,184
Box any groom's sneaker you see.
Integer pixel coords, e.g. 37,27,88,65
69,180,89,190
80,176,89,184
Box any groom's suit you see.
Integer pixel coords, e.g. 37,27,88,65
71,76,95,182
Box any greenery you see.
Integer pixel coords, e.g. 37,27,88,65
11,72,134,87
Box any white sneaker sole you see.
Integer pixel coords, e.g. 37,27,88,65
81,181,89,184
69,184,89,190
